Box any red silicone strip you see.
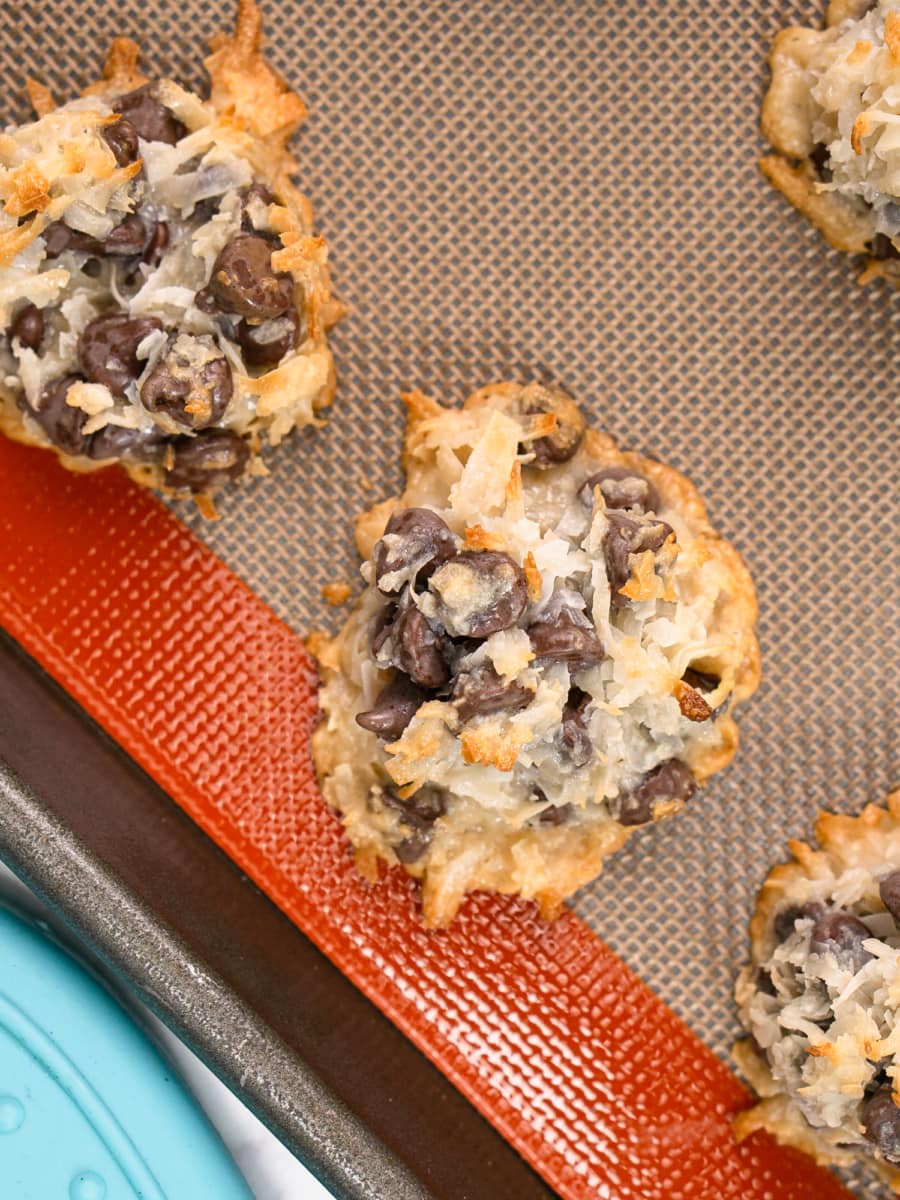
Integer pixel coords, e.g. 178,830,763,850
0,439,851,1200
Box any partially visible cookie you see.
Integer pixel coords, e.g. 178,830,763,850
735,792,900,1191
760,0,900,280
312,383,759,928
0,1,341,511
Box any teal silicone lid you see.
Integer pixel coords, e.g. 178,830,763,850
0,902,252,1199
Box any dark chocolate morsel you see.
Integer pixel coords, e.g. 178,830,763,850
519,382,585,466
208,234,294,320
43,214,148,260
604,511,674,607
451,664,532,722
579,465,660,514
864,1086,900,1164
772,902,825,943
101,115,141,167
809,143,833,183
142,221,169,265
164,430,250,492
8,303,45,351
79,312,163,397
869,233,900,261
86,423,167,463
387,604,451,689
24,375,89,456
355,673,428,740
234,308,301,367
140,335,233,429
536,801,574,826
615,759,696,827
810,909,874,973
102,213,149,257
880,870,900,922
528,608,604,668
428,550,528,638
383,787,447,864
241,182,277,232
374,508,458,594
112,84,186,145
682,667,720,694
560,687,593,767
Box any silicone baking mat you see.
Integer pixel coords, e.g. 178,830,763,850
1,0,898,1196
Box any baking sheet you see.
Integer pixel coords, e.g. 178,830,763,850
2,0,898,1195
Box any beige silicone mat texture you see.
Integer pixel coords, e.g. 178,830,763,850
4,0,899,1193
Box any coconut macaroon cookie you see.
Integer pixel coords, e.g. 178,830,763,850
735,793,900,1190
0,1,340,509
312,383,759,928
761,0,900,277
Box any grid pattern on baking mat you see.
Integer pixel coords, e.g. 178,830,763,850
1,0,898,1196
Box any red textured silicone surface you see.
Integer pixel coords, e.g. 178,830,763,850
0,439,852,1200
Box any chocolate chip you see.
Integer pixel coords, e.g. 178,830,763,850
375,508,458,595
240,182,277,232
615,759,696,827
810,910,874,973
809,143,832,183
141,334,233,429
880,870,900,922
86,423,167,463
8,303,44,351
79,312,163,397
528,608,604,668
164,430,250,492
428,550,528,638
538,803,574,826
560,687,593,767
43,214,148,260
384,786,446,863
683,667,719,694
604,511,673,607
207,234,293,320
142,221,169,265
755,968,776,996
234,309,300,367
580,466,660,513
376,602,451,689
519,382,585,466
23,375,89,456
451,664,533,722
864,1086,900,1163
356,673,428,740
772,902,824,942
112,84,186,144
869,233,900,261
101,115,141,167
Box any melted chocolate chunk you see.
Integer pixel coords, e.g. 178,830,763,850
43,213,148,260
682,667,719,694
24,375,89,456
518,382,585,466
375,600,451,689
772,902,825,943
560,687,593,767
810,909,874,973
112,84,186,144
536,801,574,826
164,430,250,492
101,115,141,167
428,550,528,638
206,234,293,320
374,508,458,594
615,759,696,827
240,183,277,232
8,303,44,351
604,511,673,607
580,466,660,513
869,233,900,261
356,673,428,740
234,309,301,367
528,607,604,668
141,335,233,429
880,870,900,922
451,664,532,722
142,221,169,265
86,422,167,463
79,312,163,397
384,787,447,863
864,1086,900,1163
809,143,832,184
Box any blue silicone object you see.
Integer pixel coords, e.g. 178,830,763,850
0,902,253,1199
